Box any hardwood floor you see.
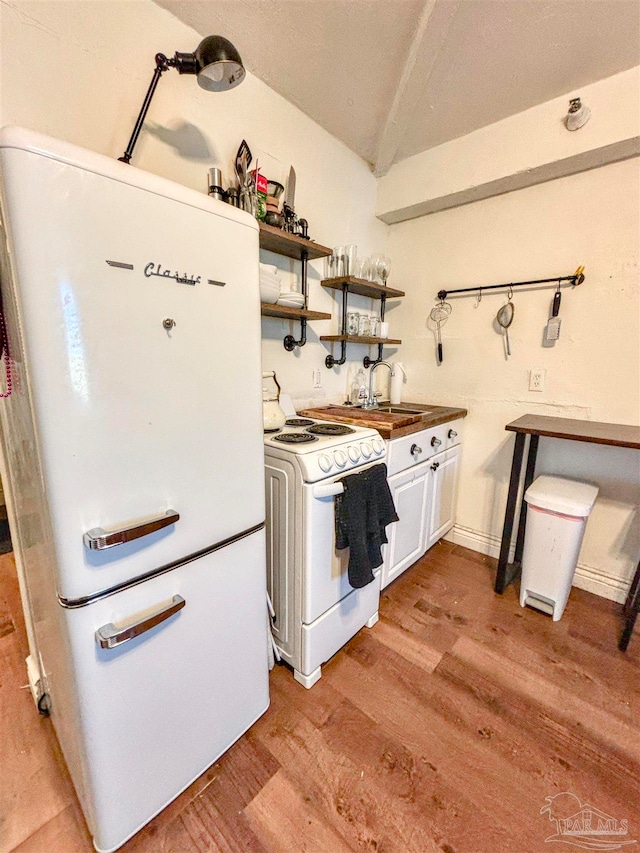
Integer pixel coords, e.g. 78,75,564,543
1,541,638,853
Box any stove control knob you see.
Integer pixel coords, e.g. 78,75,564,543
348,445,361,463
334,450,348,468
318,454,333,473
372,438,385,456
361,442,372,459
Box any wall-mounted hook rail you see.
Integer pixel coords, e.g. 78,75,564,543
436,266,585,302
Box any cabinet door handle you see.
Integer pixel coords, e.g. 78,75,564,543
410,444,422,457
448,429,457,439
95,595,185,649
431,436,442,448
431,461,440,471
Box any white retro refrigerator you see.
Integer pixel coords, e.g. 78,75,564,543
0,128,270,851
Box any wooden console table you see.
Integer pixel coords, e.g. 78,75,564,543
495,414,640,651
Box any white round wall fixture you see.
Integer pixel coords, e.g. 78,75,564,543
565,97,591,131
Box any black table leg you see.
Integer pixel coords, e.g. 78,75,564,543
514,434,539,566
495,432,526,594
619,559,640,652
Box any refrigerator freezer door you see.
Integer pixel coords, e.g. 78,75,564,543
49,529,269,853
0,139,265,602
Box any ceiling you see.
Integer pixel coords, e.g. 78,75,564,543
153,0,640,175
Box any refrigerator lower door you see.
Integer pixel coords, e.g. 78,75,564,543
49,529,269,853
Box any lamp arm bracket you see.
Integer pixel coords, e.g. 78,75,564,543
118,57,171,164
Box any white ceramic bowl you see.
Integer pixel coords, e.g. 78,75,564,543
277,296,305,308
259,281,280,304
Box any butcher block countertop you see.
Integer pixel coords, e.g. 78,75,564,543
298,403,467,440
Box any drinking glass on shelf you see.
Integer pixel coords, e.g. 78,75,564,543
370,254,385,284
354,257,370,281
379,255,391,286
324,254,336,279
345,245,357,277
347,312,360,336
357,314,370,337
369,317,380,337
332,246,346,278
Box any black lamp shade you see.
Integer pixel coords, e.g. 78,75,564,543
191,35,245,91
119,34,244,164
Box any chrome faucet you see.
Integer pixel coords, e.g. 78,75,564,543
363,361,394,409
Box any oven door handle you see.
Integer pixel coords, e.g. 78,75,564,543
313,482,344,499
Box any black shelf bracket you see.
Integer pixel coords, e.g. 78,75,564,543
325,284,349,368
436,266,585,302
283,249,309,351
363,293,387,368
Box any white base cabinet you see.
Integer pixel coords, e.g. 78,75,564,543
425,445,461,550
382,420,462,589
384,462,430,588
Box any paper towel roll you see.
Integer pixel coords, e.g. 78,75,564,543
390,362,406,404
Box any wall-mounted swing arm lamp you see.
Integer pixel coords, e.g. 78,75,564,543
118,35,245,164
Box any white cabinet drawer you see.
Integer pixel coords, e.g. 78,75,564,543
386,424,447,476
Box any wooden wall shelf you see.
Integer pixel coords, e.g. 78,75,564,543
261,303,331,321
321,275,404,368
320,334,401,345
259,223,332,260
258,224,331,351
321,276,405,300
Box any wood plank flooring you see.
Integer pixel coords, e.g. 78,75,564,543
1,541,638,853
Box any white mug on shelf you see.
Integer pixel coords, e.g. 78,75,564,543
379,321,389,339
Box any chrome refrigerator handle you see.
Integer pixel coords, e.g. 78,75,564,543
95,595,185,649
83,509,179,550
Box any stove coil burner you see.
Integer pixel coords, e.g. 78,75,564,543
285,418,316,427
272,433,319,444
306,423,355,436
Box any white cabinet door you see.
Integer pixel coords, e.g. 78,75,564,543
381,462,429,589
425,446,461,550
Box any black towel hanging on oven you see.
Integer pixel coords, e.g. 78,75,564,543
335,463,398,589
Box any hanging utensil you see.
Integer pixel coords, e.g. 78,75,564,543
544,282,562,343
497,290,515,357
283,166,297,232
429,299,452,364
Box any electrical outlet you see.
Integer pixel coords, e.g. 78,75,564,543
312,368,322,389
529,368,546,392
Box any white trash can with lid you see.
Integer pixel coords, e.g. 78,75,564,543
520,475,599,621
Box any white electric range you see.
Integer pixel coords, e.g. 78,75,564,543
264,418,387,688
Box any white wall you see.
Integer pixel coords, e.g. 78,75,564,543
0,0,388,406
388,156,640,601
377,67,640,223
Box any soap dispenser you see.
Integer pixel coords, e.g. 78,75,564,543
352,368,367,407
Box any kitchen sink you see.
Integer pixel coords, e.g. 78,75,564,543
376,406,431,415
